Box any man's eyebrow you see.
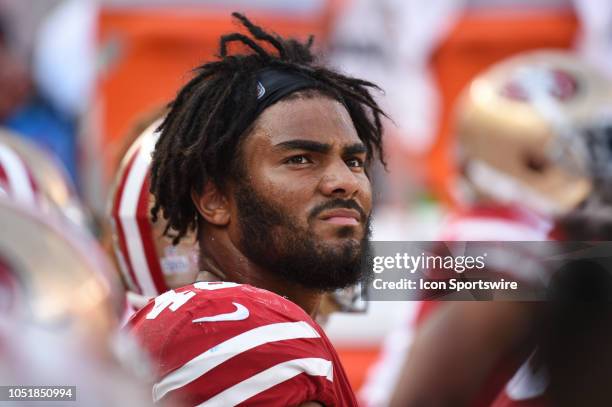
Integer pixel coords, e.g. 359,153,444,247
273,139,331,153
343,143,367,156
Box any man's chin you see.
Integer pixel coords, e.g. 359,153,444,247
316,237,361,256
264,238,361,290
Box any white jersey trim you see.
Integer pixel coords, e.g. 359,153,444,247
153,320,321,401
196,357,333,407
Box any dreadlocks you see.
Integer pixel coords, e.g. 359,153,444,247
150,12,386,244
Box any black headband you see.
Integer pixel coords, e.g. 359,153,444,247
253,67,323,117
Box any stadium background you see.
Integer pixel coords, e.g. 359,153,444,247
1,0,609,393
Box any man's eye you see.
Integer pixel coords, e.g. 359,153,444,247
346,157,365,168
285,155,311,165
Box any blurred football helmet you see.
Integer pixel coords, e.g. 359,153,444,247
455,50,612,216
0,128,91,229
0,197,124,324
109,119,199,300
0,198,151,406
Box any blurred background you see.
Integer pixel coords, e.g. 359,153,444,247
1,0,611,397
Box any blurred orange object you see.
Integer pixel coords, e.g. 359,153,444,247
95,4,340,183
336,347,381,392
428,7,578,205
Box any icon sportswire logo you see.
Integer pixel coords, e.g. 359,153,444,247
192,302,250,323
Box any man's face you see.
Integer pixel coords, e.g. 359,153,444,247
229,94,373,291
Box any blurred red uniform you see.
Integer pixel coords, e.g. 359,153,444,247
360,204,553,407
419,205,553,407
129,282,358,406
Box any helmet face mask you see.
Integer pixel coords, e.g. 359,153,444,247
330,283,368,313
456,50,612,216
583,120,612,192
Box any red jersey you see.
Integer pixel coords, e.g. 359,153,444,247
360,205,553,407
438,205,553,242
432,205,553,407
423,205,553,407
128,281,358,406
417,204,553,319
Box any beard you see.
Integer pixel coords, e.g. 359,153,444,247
234,181,373,292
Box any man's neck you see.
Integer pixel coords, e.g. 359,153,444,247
198,229,322,317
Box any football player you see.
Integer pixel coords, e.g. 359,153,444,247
365,50,612,407
109,113,368,322
126,12,386,406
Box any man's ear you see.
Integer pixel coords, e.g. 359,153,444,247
191,181,230,226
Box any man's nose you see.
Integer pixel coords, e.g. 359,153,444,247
318,159,361,198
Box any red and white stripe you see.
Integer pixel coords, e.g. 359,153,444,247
197,357,333,407
129,283,357,406
361,206,555,407
153,320,325,401
0,144,39,206
440,206,553,242
111,121,167,297
153,320,334,405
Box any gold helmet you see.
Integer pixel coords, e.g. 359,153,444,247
0,128,91,229
108,119,199,301
0,196,120,356
0,198,152,404
455,50,612,216
0,197,123,330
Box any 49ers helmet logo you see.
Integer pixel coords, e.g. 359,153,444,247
502,68,579,102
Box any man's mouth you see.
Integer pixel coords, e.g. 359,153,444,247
319,209,361,226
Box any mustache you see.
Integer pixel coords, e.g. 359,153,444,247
309,199,368,222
